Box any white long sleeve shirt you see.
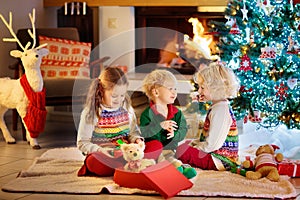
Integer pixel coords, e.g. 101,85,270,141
190,100,235,170
191,100,232,152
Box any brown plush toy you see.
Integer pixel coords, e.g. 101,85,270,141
242,144,283,182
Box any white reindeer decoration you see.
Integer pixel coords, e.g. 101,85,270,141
0,9,49,149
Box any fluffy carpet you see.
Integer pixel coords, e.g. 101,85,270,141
2,147,297,199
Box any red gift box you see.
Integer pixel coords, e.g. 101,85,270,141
277,159,300,177
113,160,193,199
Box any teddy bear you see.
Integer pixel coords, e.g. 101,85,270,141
120,142,156,173
242,144,283,182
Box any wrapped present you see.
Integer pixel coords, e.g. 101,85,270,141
113,160,193,199
277,159,300,177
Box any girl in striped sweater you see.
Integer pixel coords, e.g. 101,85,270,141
77,67,162,176
176,62,240,171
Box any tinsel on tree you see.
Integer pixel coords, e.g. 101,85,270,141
208,0,300,129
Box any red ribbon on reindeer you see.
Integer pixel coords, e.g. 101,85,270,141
20,75,47,138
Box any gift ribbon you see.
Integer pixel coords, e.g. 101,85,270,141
293,163,298,177
281,159,300,177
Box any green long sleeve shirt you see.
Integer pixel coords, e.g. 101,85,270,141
139,103,187,150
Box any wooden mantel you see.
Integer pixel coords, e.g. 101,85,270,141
43,0,227,7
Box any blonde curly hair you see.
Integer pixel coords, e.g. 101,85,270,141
142,69,177,101
196,62,240,101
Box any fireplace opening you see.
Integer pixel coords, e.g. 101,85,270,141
135,7,225,74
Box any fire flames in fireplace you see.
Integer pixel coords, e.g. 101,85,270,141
158,17,217,71
135,6,224,74
185,17,213,60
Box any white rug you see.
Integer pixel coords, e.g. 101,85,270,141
2,147,297,199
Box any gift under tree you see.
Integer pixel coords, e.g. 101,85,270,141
209,0,300,129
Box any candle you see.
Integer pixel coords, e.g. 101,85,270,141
77,2,80,15
64,2,67,15
71,2,74,15
83,2,86,15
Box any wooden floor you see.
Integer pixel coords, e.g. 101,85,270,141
0,110,299,200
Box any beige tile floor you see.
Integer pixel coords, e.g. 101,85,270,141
0,111,299,200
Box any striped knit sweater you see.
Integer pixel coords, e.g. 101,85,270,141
255,153,277,170
201,108,239,164
91,107,130,146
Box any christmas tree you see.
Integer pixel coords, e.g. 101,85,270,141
209,0,300,129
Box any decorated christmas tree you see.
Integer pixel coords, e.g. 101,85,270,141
209,0,300,129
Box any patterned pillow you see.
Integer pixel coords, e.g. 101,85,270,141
39,36,92,79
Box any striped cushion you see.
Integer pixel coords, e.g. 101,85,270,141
39,35,91,79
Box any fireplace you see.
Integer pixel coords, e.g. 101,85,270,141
134,7,225,74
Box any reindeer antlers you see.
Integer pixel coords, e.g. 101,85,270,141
28,9,36,49
0,11,26,50
0,9,37,50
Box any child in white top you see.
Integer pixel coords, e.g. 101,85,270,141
176,62,240,171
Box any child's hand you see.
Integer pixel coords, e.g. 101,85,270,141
190,91,200,102
160,120,177,139
99,147,114,158
167,130,174,139
198,95,205,102
135,139,145,148
160,120,178,131
135,138,144,144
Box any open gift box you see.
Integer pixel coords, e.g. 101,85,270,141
277,159,300,177
113,160,193,199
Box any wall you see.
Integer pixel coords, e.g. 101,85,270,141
98,6,135,72
0,0,57,77
0,4,135,77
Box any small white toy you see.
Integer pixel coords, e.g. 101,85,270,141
0,9,49,149
120,142,156,173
